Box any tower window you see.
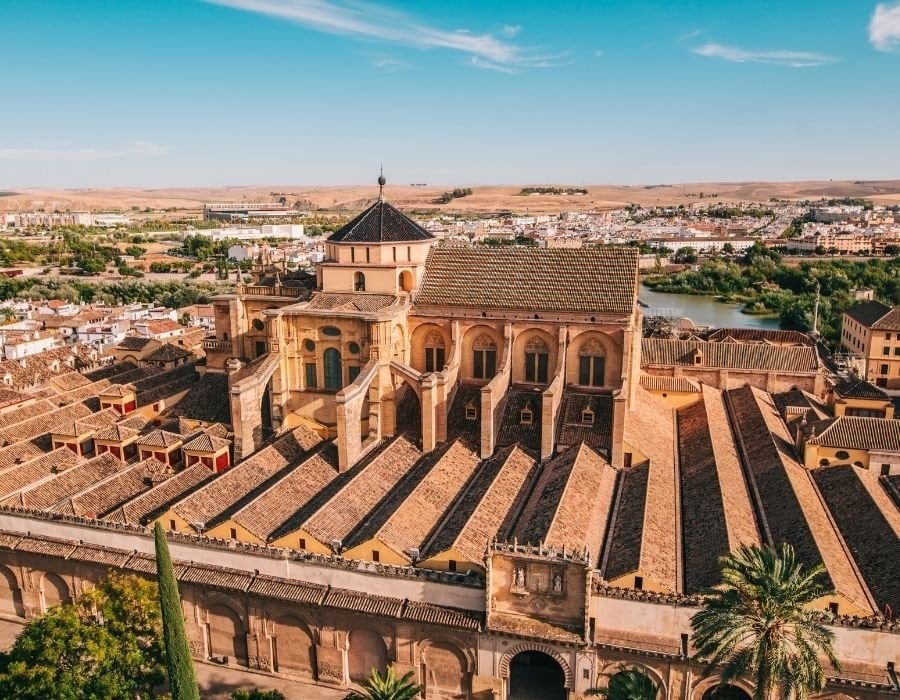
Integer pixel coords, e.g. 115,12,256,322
354,271,366,291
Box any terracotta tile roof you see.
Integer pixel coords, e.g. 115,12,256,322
136,430,183,448
556,390,614,452
402,601,482,631
771,388,830,424
345,439,481,558
118,336,152,352
416,246,639,315
872,307,900,331
844,300,894,328
51,458,169,519
327,200,433,243
172,426,319,529
813,465,900,614
14,536,77,558
0,453,123,511
104,463,216,525
181,433,230,453
230,446,339,541
593,629,681,656
94,424,140,443
496,387,543,453
726,386,875,614
446,384,482,447
604,388,678,590
83,361,139,382
178,564,253,591
50,408,120,438
322,588,404,617
832,377,889,400
143,343,192,363
0,441,45,470
135,365,199,408
0,402,92,445
487,612,583,644
641,338,820,373
47,372,91,392
639,374,701,393
704,327,813,345
514,443,617,563
0,448,83,499
98,384,133,398
247,575,327,605
678,386,762,593
300,435,422,547
807,416,900,452
304,292,399,313
69,543,130,567
0,399,57,431
169,373,230,424
423,444,538,564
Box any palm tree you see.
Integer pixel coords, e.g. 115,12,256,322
690,543,840,700
587,666,659,699
343,667,423,700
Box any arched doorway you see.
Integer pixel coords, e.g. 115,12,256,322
41,572,71,610
348,628,388,683
703,685,752,700
509,651,566,700
207,603,248,666
272,615,315,678
0,565,25,618
422,641,469,699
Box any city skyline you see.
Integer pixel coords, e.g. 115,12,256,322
2,0,900,188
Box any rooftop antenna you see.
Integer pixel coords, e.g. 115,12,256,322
378,165,386,202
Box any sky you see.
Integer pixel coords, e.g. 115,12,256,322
1,0,899,187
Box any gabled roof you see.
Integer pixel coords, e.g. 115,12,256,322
833,377,889,401
136,430,183,448
416,246,639,315
641,338,820,373
117,337,152,352
143,343,192,363
327,200,433,244
806,416,900,452
844,300,894,328
181,433,230,453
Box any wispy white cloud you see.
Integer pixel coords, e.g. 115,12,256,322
500,24,521,38
692,42,836,67
372,55,408,71
0,141,168,161
678,29,701,42
203,0,564,70
870,2,900,51
468,56,517,74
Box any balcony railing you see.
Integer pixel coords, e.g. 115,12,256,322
202,339,232,352
237,284,305,298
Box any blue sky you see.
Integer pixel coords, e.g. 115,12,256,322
1,0,899,187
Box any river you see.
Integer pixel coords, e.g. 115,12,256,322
638,283,781,330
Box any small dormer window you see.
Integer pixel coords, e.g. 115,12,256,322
465,404,477,421
520,407,533,426
3,374,11,386
581,408,595,425
693,350,703,366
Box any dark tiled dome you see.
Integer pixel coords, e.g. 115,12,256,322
327,200,433,244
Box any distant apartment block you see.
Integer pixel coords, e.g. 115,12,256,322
841,300,900,390
203,203,298,221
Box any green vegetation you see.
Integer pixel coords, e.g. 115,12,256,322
155,523,200,700
0,276,231,308
587,667,658,699
643,242,900,347
691,544,839,700
704,206,774,219
344,667,424,700
0,572,164,700
435,187,473,204
231,690,286,700
518,186,588,196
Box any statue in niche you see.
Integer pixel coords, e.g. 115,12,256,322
552,571,563,594
514,566,526,589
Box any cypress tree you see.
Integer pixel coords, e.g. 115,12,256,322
154,522,201,700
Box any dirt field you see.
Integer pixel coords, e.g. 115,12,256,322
3,180,900,216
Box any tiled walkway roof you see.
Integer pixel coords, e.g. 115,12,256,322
642,338,820,373
416,246,639,314
807,416,900,452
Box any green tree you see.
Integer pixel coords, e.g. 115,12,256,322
155,522,200,700
673,246,698,264
232,690,286,700
587,667,658,699
690,543,839,700
344,667,424,700
0,572,164,700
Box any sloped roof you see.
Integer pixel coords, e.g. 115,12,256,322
641,338,820,373
833,377,889,401
416,246,639,315
807,416,900,452
844,300,893,328
304,292,399,313
136,430,183,448
327,200,433,243
143,343,192,363
181,433,230,453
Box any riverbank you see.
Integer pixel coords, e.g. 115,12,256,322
639,284,780,329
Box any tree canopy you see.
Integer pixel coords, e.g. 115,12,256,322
0,572,164,700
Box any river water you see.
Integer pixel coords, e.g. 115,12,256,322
638,283,781,330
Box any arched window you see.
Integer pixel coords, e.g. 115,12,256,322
472,334,497,380
578,339,606,387
399,270,413,292
354,271,366,292
424,331,446,373
323,348,342,390
524,337,549,383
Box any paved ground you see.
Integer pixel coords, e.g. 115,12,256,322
0,618,345,700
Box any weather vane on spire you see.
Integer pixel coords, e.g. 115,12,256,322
378,165,386,201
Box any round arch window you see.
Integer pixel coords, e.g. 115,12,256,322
348,342,360,354
835,450,850,461
252,319,265,331
303,339,316,352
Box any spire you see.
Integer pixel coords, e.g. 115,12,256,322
377,165,386,202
